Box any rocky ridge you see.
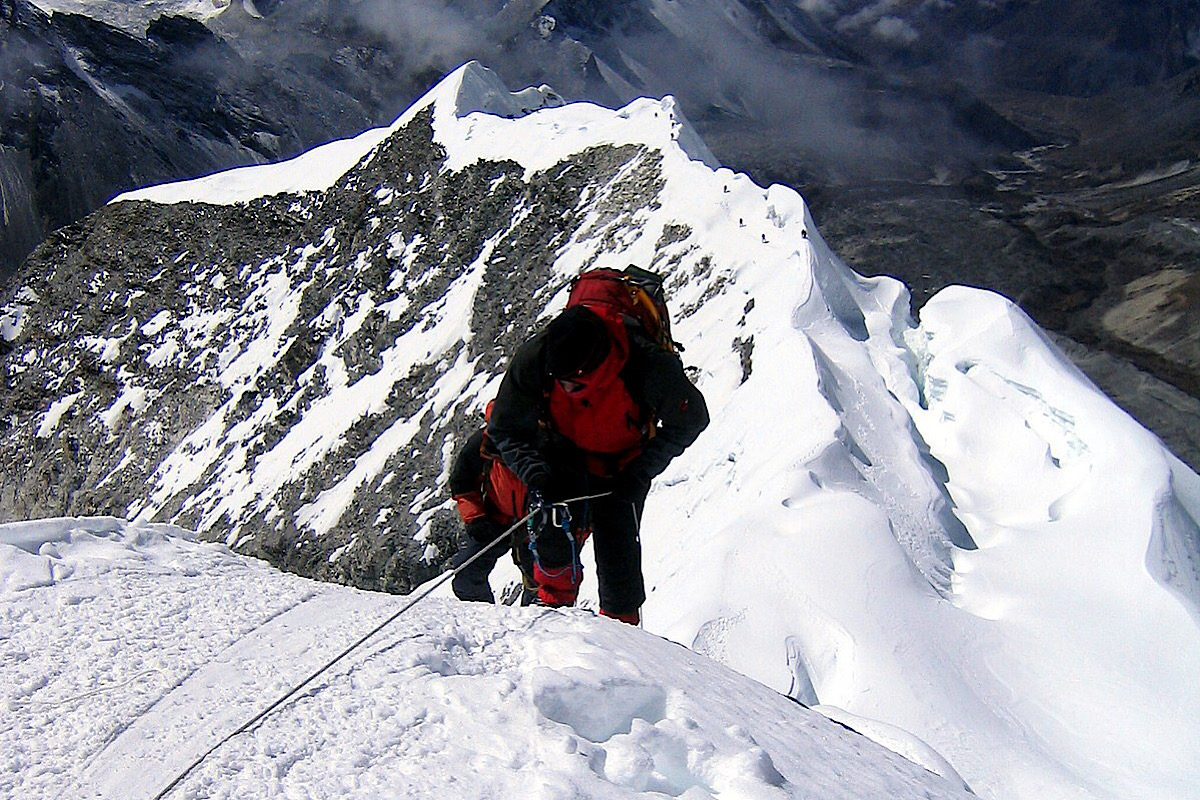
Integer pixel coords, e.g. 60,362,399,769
1,105,561,591
0,72,705,592
0,64,974,598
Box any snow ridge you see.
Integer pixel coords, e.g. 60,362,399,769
1,62,1198,799
1,518,974,800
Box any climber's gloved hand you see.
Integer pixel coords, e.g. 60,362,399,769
465,518,503,545
526,468,576,505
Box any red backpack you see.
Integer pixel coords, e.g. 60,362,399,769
565,266,679,353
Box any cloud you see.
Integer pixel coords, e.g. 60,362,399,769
796,0,839,17
870,15,919,45
590,6,978,184
835,0,907,33
346,0,497,72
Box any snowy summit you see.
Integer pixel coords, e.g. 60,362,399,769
1,62,1199,799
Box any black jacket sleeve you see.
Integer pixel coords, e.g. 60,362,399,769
621,335,709,485
486,332,555,491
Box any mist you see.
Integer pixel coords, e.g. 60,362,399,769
270,0,1011,186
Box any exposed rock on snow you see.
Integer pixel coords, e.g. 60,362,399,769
2,62,961,599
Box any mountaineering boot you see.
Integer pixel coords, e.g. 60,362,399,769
600,608,640,625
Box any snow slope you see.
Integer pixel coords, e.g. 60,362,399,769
3,62,1199,799
0,517,973,800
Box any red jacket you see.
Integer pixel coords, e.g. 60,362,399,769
487,316,708,490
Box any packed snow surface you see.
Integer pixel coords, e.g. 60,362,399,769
113,62,709,207
0,518,974,800
8,61,1199,799
111,122,398,206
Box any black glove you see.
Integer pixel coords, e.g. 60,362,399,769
465,518,503,545
524,467,580,504
524,467,550,498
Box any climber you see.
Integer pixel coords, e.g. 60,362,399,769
486,297,708,624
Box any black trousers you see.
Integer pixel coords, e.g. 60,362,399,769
585,490,646,615
450,528,509,603
452,480,647,614
528,473,647,615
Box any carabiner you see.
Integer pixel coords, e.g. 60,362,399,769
550,502,571,530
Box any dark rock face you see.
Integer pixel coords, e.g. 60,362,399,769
0,104,684,594
824,0,1200,97
0,0,378,275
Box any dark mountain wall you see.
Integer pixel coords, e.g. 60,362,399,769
0,0,378,276
953,0,1200,95
822,0,1200,96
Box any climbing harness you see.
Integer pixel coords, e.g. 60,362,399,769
527,493,583,583
152,489,611,799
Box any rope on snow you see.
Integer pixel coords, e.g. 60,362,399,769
151,490,611,799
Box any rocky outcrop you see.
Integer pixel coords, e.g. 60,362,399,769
0,85,687,594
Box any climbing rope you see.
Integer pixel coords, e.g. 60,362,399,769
152,489,611,799
9,669,164,710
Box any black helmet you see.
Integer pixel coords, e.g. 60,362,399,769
544,306,611,378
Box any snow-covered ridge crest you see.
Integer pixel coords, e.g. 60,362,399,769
2,63,1199,800
115,61,716,206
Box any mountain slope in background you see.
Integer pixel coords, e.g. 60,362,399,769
6,0,1200,471
815,0,1200,97
0,0,385,274
2,63,1198,798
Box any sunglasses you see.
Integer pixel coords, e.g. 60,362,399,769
556,377,588,393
